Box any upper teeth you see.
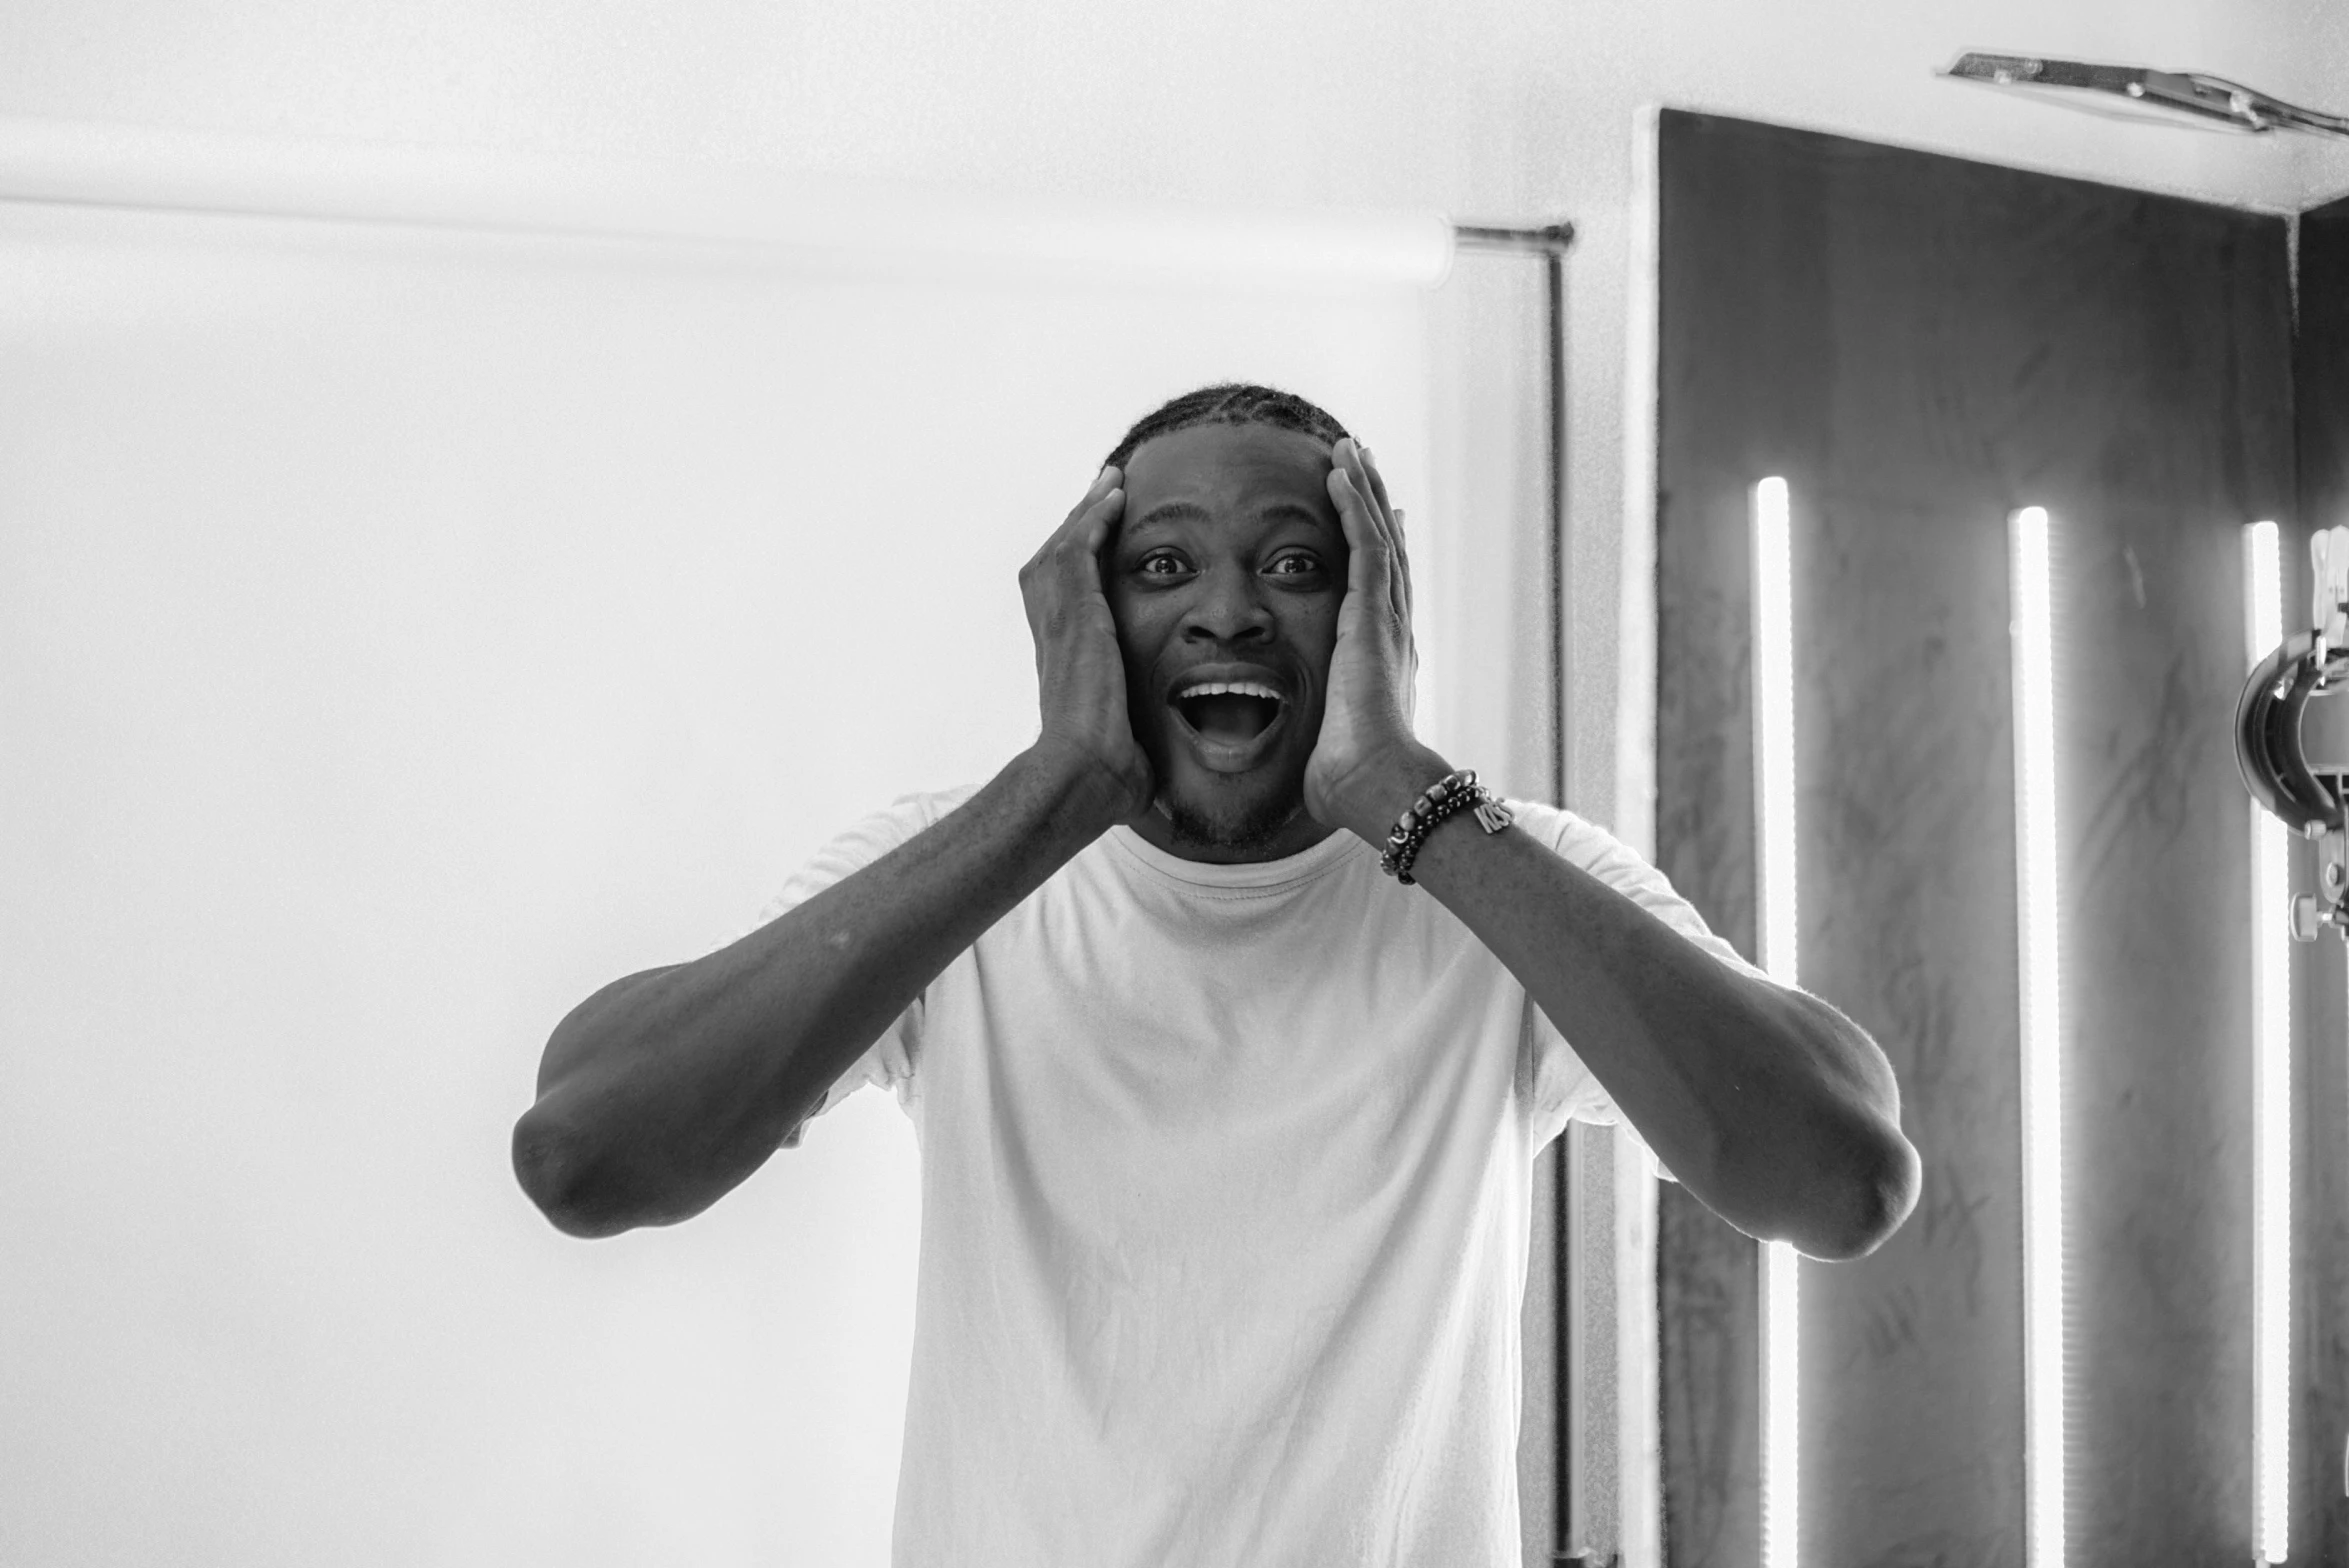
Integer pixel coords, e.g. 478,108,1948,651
1179,680,1282,701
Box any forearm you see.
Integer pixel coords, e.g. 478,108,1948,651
513,745,1119,1236
1341,749,1918,1259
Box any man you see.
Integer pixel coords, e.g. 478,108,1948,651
513,383,1919,1566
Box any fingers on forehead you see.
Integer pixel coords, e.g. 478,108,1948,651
1330,466,1377,543
1082,481,1123,519
1334,439,1394,538
1350,469,1396,555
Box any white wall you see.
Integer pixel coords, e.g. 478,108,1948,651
0,196,1434,1564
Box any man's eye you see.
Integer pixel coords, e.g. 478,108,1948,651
1138,553,1187,576
1267,554,1321,576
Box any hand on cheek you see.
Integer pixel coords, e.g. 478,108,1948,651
1304,439,1438,839
1018,466,1157,828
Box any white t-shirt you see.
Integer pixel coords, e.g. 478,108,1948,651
747,786,1763,1568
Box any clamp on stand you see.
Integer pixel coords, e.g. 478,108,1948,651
2238,525,2349,939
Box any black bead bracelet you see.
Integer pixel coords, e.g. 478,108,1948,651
1378,768,1515,885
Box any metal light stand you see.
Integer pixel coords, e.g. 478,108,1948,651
1453,219,1615,1568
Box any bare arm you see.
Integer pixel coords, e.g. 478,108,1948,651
1347,750,1917,1260
513,465,1154,1237
512,750,1123,1236
1307,440,1917,1261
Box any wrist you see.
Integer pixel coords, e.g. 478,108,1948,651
1375,765,1516,885
1331,742,1457,846
1016,739,1148,840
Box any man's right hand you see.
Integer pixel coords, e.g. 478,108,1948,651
1019,465,1154,829
516,469,1162,1237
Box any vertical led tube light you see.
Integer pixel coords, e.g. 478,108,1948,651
2244,520,2290,1564
1752,477,1800,1568
2010,506,2065,1568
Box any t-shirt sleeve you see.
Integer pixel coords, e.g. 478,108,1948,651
716,786,973,1146
1510,801,1771,1179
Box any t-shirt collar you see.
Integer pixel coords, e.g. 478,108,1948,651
1105,819,1368,891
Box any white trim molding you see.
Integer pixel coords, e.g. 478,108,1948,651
0,114,1457,289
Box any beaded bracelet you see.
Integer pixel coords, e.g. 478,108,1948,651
1379,768,1477,879
1378,768,1515,885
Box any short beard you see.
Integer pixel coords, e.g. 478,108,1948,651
1155,775,1308,856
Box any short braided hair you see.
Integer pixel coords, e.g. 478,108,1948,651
1101,382,1351,473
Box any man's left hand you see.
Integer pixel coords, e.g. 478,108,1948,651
1304,438,1447,842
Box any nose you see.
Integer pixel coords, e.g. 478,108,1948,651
1179,562,1275,646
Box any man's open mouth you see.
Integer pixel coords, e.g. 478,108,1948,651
1171,679,1286,750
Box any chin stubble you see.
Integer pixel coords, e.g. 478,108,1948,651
1155,778,1308,853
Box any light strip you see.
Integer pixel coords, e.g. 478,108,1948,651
1754,480,1800,989
2010,507,2066,1568
2245,520,2291,1564
1752,477,1800,1568
1762,1240,1800,1566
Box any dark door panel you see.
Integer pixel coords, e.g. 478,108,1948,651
1654,110,2295,1567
